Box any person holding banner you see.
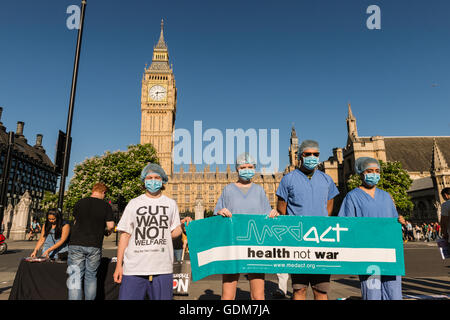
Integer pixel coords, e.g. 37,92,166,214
113,163,191,300
276,140,339,300
338,157,405,300
214,152,279,300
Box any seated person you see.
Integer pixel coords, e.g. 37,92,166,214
27,217,41,240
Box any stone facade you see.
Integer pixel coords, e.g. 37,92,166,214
322,104,450,223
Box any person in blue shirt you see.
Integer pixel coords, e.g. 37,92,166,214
276,140,339,300
338,157,405,300
214,152,278,300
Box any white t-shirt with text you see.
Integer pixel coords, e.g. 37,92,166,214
117,194,181,275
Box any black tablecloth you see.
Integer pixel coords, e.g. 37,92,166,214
9,257,120,300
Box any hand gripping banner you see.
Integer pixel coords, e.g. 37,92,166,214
185,215,405,281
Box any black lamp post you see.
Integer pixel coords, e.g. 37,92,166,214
57,0,87,216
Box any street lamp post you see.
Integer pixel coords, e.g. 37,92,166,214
57,0,87,216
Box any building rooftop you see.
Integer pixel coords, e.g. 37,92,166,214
384,136,450,172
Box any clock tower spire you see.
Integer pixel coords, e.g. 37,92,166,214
140,19,177,176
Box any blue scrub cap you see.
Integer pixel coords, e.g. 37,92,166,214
355,157,380,174
299,140,320,156
235,152,256,169
140,163,168,184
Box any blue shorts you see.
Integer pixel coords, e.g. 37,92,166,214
119,274,173,300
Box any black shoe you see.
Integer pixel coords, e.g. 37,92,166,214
272,289,286,299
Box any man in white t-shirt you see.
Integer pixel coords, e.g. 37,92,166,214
113,163,191,300
440,188,450,244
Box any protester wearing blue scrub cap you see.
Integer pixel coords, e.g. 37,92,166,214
298,140,320,171
113,162,192,301
214,152,279,300
355,157,381,187
140,163,168,184
276,139,339,300
338,157,406,300
355,157,380,174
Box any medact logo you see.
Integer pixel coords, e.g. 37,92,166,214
237,220,349,244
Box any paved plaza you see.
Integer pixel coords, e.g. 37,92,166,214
1,235,448,300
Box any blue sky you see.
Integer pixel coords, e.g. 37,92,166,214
1,0,449,184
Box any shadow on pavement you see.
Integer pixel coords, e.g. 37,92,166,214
198,289,221,300
0,286,12,294
1,250,22,255
402,277,450,295
332,277,360,290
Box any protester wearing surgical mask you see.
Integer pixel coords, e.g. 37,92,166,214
114,163,191,300
276,140,339,300
214,152,278,300
338,157,405,300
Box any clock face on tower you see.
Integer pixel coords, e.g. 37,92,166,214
149,85,167,101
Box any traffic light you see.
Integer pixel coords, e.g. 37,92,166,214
55,130,72,177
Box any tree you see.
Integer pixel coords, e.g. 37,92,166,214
346,160,414,218
40,191,59,213
64,144,159,214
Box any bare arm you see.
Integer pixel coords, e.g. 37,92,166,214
172,217,192,239
104,221,115,236
31,225,48,257
106,221,115,231
277,197,287,215
327,199,334,216
113,231,131,283
42,224,71,256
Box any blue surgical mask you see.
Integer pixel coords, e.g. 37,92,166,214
145,179,163,193
364,173,380,186
238,169,255,181
302,156,319,170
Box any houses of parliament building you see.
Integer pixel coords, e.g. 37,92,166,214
140,21,450,221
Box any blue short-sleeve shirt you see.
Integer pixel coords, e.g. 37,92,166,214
214,183,272,215
276,169,339,216
338,187,398,218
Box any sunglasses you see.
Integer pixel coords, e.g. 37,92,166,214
303,152,320,157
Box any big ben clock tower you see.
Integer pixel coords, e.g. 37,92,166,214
140,19,177,176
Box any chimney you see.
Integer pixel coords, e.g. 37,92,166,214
34,134,44,150
16,121,24,137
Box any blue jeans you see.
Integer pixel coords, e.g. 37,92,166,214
174,249,183,262
67,245,102,300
